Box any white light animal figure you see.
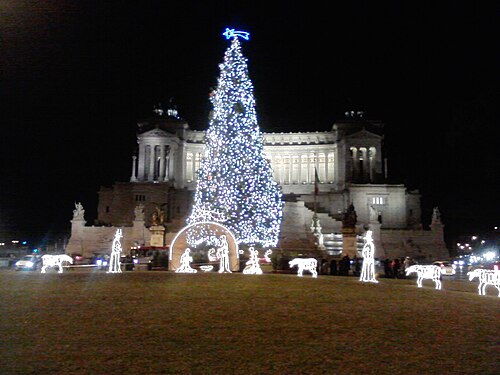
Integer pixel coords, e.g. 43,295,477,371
264,249,272,263
176,248,198,273
359,230,378,283
243,247,263,275
405,265,442,290
41,254,73,273
467,269,500,297
216,235,232,273
108,229,123,273
289,258,318,278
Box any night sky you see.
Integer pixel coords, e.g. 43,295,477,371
0,1,498,247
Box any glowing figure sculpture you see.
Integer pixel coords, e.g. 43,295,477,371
187,29,283,248
216,235,232,273
176,248,198,273
359,230,378,283
108,229,123,273
405,265,442,290
170,222,239,272
289,258,318,278
243,247,263,275
41,254,73,273
467,269,500,297
199,265,214,272
264,249,272,263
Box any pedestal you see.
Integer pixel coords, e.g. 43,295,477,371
342,227,358,258
149,225,165,247
368,222,385,258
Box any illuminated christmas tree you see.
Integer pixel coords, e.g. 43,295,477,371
187,29,283,247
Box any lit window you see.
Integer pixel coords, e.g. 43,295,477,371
371,197,385,205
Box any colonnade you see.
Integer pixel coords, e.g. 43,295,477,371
265,152,335,185
131,144,175,182
350,146,377,182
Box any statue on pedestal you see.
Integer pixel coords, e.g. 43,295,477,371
151,205,165,226
134,204,145,221
72,202,85,220
369,205,378,223
342,203,357,228
431,207,442,225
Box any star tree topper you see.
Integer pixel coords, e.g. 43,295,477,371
222,28,250,40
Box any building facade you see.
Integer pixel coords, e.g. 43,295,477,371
66,107,449,262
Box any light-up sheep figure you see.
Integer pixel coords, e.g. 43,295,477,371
289,258,318,278
467,269,500,297
199,265,214,272
176,248,198,273
41,254,73,273
359,230,379,283
108,229,123,273
216,235,232,273
405,265,442,290
243,247,263,275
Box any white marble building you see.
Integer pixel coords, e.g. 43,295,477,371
66,107,449,262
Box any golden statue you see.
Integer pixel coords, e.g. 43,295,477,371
151,206,165,226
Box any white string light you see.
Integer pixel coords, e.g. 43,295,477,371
108,229,123,273
242,247,263,274
359,230,378,283
187,32,283,248
216,235,232,273
405,265,442,289
468,269,500,297
289,258,318,278
175,249,198,273
41,254,73,273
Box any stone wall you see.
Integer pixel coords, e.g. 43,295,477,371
65,219,150,258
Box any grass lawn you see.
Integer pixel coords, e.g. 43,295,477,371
0,269,498,374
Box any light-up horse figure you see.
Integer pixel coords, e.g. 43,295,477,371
41,254,73,273
467,269,500,297
108,229,123,273
289,258,318,278
176,248,197,273
405,265,442,290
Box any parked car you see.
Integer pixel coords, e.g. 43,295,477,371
14,255,42,271
432,260,456,276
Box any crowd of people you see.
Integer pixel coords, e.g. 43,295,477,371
320,255,417,278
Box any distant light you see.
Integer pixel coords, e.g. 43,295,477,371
484,252,496,261
22,241,27,245
33,249,38,253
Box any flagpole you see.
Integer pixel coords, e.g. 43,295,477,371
314,167,318,215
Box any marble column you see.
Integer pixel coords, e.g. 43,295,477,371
130,156,137,182
159,145,166,181
148,144,155,181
